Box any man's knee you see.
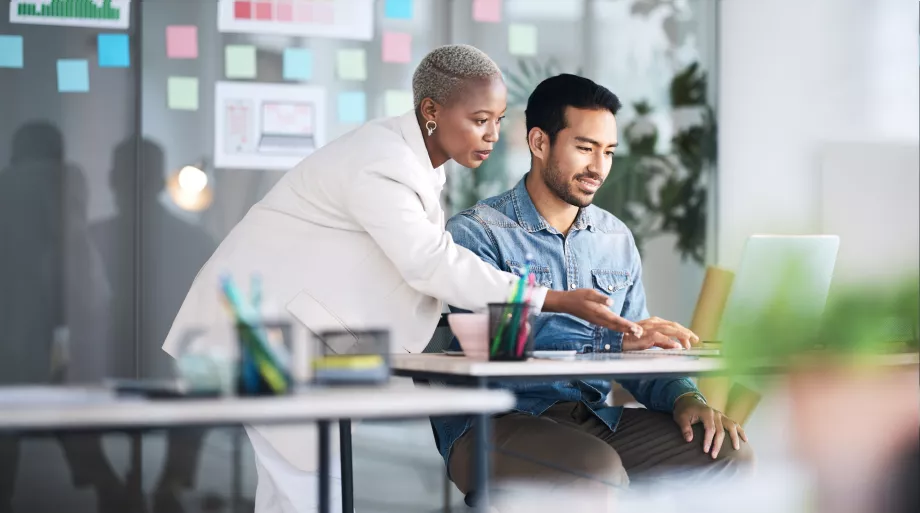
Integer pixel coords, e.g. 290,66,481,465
576,443,629,489
714,437,755,468
687,421,755,466
450,426,629,493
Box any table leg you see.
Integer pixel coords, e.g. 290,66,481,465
232,428,242,513
472,377,490,513
128,432,144,513
318,420,331,513
339,420,353,513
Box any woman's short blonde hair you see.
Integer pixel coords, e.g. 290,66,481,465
412,44,501,108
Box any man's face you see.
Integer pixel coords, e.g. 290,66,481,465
541,106,618,208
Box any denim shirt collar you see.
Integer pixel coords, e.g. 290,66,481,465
511,174,594,234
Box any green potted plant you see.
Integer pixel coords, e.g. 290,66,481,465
720,266,919,513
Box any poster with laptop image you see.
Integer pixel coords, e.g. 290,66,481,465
214,82,326,170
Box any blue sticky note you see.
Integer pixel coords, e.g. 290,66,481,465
57,59,89,93
384,0,413,19
0,35,24,69
283,48,312,81
98,33,130,67
337,91,366,124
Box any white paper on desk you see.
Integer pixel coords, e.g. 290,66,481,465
0,386,114,406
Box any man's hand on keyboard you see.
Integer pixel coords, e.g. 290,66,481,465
622,316,700,351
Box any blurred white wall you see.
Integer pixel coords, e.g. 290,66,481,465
820,142,919,285
716,0,919,270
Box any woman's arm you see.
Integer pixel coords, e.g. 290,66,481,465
346,164,641,334
347,165,522,311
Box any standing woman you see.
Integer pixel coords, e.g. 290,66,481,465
163,45,641,512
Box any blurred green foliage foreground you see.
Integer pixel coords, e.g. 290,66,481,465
720,264,919,376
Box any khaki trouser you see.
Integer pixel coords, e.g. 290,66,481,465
449,402,754,499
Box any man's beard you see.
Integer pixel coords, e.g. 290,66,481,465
541,156,602,208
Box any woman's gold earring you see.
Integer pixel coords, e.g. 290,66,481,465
426,120,437,136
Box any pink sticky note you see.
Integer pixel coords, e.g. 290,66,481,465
277,0,293,21
382,31,412,64
472,0,501,23
166,25,198,59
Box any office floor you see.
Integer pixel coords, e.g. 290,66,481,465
5,419,463,513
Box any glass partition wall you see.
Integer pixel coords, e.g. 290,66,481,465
0,1,716,511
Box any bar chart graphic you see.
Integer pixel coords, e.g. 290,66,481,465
10,0,131,29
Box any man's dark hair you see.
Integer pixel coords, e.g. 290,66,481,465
525,74,622,144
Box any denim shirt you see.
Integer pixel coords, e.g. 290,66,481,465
430,175,699,468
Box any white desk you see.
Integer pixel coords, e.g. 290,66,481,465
391,353,722,381
392,352,920,382
0,385,514,431
0,384,514,513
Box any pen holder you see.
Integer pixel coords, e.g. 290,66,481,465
236,320,293,396
488,303,535,361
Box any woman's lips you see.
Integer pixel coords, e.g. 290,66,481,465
473,150,492,160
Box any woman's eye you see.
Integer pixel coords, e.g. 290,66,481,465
476,119,488,125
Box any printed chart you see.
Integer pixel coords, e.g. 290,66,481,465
217,0,373,40
214,82,326,170
10,0,131,29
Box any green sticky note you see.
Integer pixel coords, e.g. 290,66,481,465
384,90,414,117
508,24,538,56
336,49,366,81
168,76,198,111
225,45,256,79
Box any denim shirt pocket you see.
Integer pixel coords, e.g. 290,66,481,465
591,269,632,295
506,260,553,288
592,270,632,335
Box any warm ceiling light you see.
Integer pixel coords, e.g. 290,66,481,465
177,165,208,193
167,164,213,212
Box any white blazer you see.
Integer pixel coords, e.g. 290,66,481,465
162,111,539,476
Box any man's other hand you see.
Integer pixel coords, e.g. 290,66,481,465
673,395,748,459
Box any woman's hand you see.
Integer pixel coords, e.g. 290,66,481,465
543,289,644,337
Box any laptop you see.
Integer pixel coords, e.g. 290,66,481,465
623,235,840,357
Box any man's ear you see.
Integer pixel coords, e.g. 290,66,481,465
527,127,550,162
419,98,441,123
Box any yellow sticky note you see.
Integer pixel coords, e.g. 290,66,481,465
508,24,537,56
384,90,414,117
337,49,367,81
168,76,198,111
225,45,257,79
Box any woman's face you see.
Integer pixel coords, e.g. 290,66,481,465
432,75,507,169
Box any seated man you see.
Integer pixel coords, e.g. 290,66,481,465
433,74,753,497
